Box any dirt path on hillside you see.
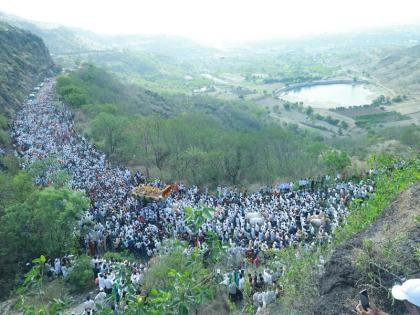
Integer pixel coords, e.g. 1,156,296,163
312,182,420,315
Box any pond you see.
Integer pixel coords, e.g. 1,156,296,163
281,84,377,108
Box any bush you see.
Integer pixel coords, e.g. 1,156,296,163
0,129,10,147
372,95,388,106
142,241,210,292
321,150,351,174
103,250,135,262
0,114,8,130
391,95,403,103
66,255,94,292
305,106,314,116
0,154,20,174
64,92,88,107
339,120,349,130
143,244,188,291
324,115,340,126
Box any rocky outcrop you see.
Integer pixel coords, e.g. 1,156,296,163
0,22,55,116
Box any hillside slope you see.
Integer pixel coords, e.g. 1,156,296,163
0,12,215,58
314,182,420,315
371,44,420,94
0,22,54,116
57,64,264,130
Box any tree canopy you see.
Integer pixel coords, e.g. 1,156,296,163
0,170,88,296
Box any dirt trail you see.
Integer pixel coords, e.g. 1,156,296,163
313,182,420,315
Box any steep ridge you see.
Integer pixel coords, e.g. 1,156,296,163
370,44,420,94
0,22,54,116
313,183,420,315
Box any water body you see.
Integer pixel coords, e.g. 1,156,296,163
281,84,377,108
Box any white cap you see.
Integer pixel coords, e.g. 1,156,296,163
392,279,420,307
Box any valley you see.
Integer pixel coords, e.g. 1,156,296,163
0,7,419,315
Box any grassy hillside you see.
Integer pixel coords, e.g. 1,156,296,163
372,44,420,93
57,64,266,128
57,65,329,186
0,22,54,116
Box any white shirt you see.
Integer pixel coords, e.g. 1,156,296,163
98,276,105,290
104,278,112,289
84,299,95,311
95,291,107,306
238,277,244,290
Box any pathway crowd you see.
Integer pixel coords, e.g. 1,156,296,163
12,79,375,261
12,79,382,313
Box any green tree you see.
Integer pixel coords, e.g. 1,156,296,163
91,112,129,162
180,147,209,186
184,207,214,235
0,181,88,296
339,120,349,130
321,150,351,174
127,244,216,315
129,117,155,178
219,133,251,185
305,106,314,116
148,117,171,175
372,95,386,107
65,255,95,292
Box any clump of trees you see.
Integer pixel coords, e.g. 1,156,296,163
371,94,407,107
87,112,327,186
321,150,351,174
284,101,348,130
0,170,89,297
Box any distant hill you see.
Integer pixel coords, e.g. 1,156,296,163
0,22,54,116
0,11,109,54
0,12,218,94
371,44,420,93
57,64,263,130
0,11,216,58
378,44,420,66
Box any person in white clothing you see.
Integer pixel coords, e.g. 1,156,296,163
84,296,95,314
104,275,112,294
98,273,105,291
54,258,61,276
95,288,107,308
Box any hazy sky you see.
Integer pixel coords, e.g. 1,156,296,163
2,0,420,45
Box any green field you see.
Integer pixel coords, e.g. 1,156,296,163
355,111,409,127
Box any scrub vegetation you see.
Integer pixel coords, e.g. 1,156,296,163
55,65,331,186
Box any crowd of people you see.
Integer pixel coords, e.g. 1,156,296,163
89,256,147,314
11,79,385,314
12,79,377,262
